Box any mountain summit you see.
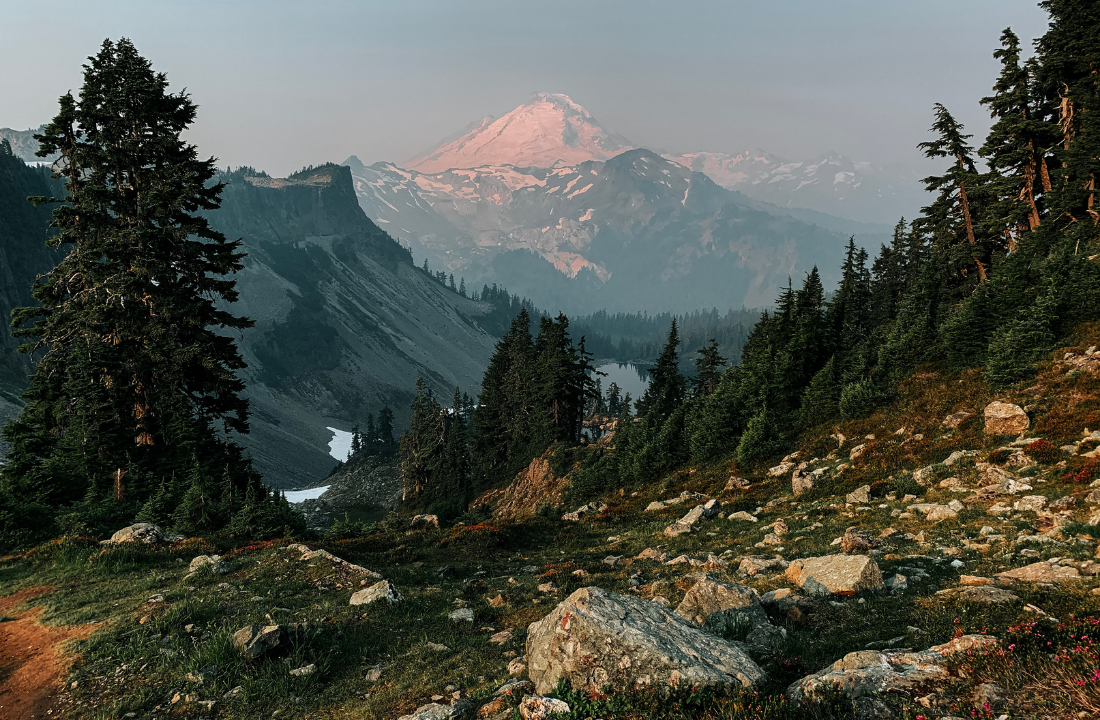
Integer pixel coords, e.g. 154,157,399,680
407,92,633,173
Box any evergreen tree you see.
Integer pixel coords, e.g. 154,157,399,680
915,104,993,291
636,320,686,426
363,414,377,457
399,378,445,501
979,29,1052,245
376,408,396,458
350,424,362,457
692,338,727,396
984,283,1059,388
3,39,256,528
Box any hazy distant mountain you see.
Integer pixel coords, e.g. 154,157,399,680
407,92,634,173
398,93,922,224
346,148,880,314
206,164,498,487
665,150,924,225
0,126,57,164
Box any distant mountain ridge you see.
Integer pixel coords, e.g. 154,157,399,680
344,148,888,314
399,93,923,224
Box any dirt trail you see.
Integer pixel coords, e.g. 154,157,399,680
0,586,97,720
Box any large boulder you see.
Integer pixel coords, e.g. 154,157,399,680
674,577,779,650
785,555,884,595
526,587,766,694
109,523,166,544
788,635,996,707
984,401,1029,436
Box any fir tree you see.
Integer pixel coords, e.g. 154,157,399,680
636,320,686,426
3,39,256,527
984,283,1059,388
692,338,727,396
377,408,396,457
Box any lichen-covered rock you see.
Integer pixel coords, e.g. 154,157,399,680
768,462,796,477
350,579,402,605
738,556,788,575
108,523,167,544
526,587,766,694
398,700,472,720
788,635,997,706
1013,495,1048,512
232,624,283,657
410,514,440,529
674,577,780,649
792,470,814,497
840,527,877,554
984,401,1029,436
785,555,884,595
674,576,760,627
845,485,871,504
997,561,1081,584
295,546,382,578
189,555,231,574
518,695,569,720
664,504,709,537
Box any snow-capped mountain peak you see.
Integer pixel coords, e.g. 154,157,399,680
406,92,633,173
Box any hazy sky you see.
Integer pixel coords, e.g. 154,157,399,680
1,1,1050,177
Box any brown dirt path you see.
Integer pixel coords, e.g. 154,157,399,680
0,586,97,720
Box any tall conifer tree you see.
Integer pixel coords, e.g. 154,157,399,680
3,39,256,530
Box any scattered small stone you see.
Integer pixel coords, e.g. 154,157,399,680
519,695,570,720
289,663,315,677
449,608,475,622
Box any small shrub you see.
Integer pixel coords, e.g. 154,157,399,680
1024,438,1060,463
1065,459,1100,484
325,514,375,541
838,378,882,419
892,474,923,498
986,448,1014,464
438,523,511,549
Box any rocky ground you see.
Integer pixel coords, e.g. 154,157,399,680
296,455,402,530
2,336,1100,720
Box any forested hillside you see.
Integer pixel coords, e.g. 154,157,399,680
396,8,1100,519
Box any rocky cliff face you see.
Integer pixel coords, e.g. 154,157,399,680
206,165,498,487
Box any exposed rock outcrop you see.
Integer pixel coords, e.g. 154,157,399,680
526,587,766,693
786,555,884,595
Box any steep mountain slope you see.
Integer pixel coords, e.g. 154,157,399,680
0,147,65,450
346,149,866,313
407,92,633,173
206,164,498,487
0,126,57,164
